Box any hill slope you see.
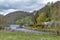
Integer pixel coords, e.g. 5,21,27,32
36,1,60,21
5,11,33,24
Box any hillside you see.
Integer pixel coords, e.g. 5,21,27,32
5,11,33,24
36,1,60,21
0,14,4,18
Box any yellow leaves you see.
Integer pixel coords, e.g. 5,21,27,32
36,12,45,23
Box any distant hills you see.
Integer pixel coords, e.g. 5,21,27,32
5,11,34,24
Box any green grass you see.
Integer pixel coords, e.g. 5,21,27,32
0,31,60,40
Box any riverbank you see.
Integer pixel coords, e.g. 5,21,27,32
3,28,55,35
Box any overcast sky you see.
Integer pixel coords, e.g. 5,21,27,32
0,0,59,15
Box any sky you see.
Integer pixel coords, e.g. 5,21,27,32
0,0,59,15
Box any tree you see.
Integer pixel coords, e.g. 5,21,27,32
36,12,46,24
47,2,54,20
32,11,39,25
16,16,34,25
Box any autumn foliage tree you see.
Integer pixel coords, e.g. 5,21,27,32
36,12,46,24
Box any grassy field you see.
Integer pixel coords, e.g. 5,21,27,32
0,31,60,40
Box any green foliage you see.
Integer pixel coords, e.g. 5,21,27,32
36,12,46,23
16,16,34,24
45,18,51,22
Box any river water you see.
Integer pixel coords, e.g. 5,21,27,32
5,25,55,34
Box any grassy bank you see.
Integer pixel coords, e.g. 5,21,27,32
0,31,60,40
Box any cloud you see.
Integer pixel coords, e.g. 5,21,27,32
0,0,47,10
0,0,59,15
0,9,18,15
45,0,58,3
